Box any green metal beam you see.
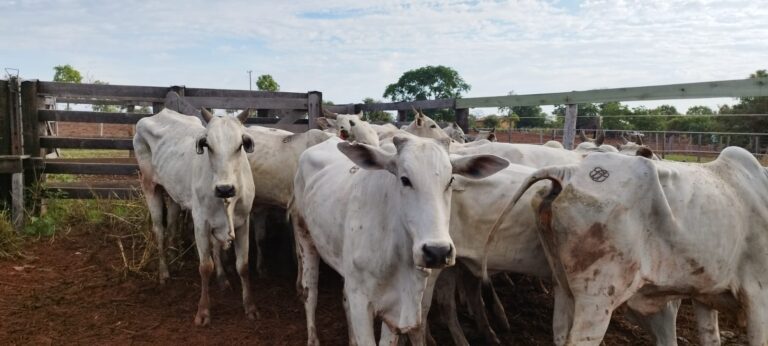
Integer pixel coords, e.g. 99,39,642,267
456,77,768,108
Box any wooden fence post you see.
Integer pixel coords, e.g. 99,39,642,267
455,108,469,133
397,110,407,123
0,79,10,210
562,104,578,150
20,80,42,211
307,91,322,130
697,133,702,162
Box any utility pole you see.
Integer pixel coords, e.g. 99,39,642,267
247,70,252,91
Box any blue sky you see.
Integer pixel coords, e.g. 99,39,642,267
1,0,766,115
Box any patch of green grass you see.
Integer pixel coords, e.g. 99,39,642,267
59,149,130,158
46,174,78,183
663,154,717,163
0,210,23,259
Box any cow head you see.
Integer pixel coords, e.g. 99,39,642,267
196,108,255,198
338,135,509,269
404,109,450,141
443,122,467,143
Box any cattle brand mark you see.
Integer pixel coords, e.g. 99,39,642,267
349,166,359,174
282,135,294,143
589,167,610,182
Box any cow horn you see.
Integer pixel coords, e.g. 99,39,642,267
595,131,605,146
636,133,644,146
579,129,588,142
322,108,338,119
201,108,214,123
236,109,250,124
620,132,629,144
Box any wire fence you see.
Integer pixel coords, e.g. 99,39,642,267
468,128,768,163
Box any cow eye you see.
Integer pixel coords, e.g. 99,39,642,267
430,124,437,128
448,177,455,187
400,176,412,188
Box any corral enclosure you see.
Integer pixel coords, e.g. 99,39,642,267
1,76,767,344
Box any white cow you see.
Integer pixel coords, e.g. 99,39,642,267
316,112,380,146
134,108,256,326
443,122,467,143
290,135,509,345
243,126,331,275
503,147,767,345
403,110,451,140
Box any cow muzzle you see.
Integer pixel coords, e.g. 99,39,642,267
214,184,236,198
420,243,454,269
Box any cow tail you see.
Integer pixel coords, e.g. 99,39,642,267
481,166,571,283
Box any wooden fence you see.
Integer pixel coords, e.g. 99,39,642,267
0,78,323,230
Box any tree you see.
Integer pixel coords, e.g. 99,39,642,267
256,74,279,92
90,80,119,113
686,105,714,116
506,105,545,128
383,65,470,121
718,69,768,138
481,115,500,128
552,104,600,129
53,64,83,83
598,102,633,131
362,98,393,123
627,105,671,131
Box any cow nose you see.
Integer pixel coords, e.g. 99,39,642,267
422,244,453,268
214,184,236,198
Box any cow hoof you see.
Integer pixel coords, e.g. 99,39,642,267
159,272,170,285
194,311,211,327
217,278,232,291
245,305,259,320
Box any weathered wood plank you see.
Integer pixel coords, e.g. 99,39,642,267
0,155,28,173
0,80,9,156
39,137,134,150
38,110,150,124
38,81,167,100
359,99,455,112
325,104,356,114
43,183,141,199
260,124,309,133
562,104,578,150
457,77,768,108
455,108,469,133
44,162,138,175
20,80,40,156
184,88,307,99
185,96,307,110
12,172,24,231
307,92,321,130
245,118,309,125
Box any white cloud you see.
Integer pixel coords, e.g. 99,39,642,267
0,0,765,111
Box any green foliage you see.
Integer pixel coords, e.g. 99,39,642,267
91,80,120,112
256,74,280,92
482,115,500,128
627,105,671,131
599,102,632,131
553,104,600,129
0,210,22,259
383,65,470,122
718,70,768,138
502,105,546,128
362,98,393,123
53,64,83,83
686,105,714,115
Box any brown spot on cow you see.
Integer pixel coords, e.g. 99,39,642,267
692,267,705,275
567,223,617,273
607,285,615,296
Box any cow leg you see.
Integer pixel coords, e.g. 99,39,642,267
378,324,401,346
144,186,170,284
484,279,511,332
743,282,768,346
210,237,231,291
292,215,320,346
552,282,574,346
461,266,500,345
625,299,680,346
251,206,268,278
235,220,258,320
566,296,614,345
434,268,470,346
165,199,182,252
692,301,721,346
346,290,375,346
193,222,213,327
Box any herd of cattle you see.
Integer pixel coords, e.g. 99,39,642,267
132,93,768,346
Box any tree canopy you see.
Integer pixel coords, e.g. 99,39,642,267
362,98,393,123
383,65,470,121
256,74,280,92
53,64,82,83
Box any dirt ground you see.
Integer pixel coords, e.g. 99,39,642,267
0,227,749,345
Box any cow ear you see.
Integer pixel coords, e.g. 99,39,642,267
338,142,396,174
316,117,332,130
196,135,208,154
452,154,509,179
636,147,654,159
349,119,356,127
242,134,254,153
236,109,250,123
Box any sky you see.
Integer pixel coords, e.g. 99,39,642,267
1,0,766,116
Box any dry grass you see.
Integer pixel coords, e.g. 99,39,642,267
59,149,130,158
0,211,24,259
